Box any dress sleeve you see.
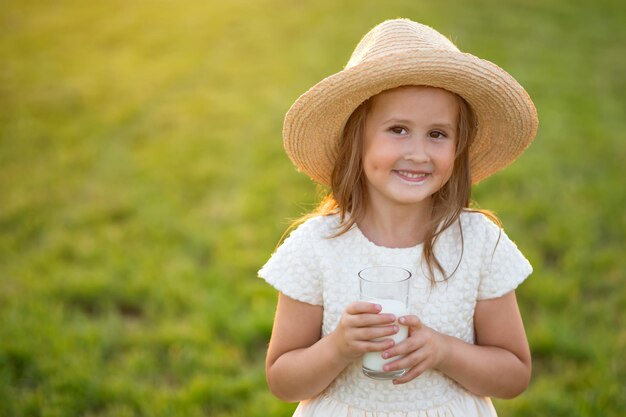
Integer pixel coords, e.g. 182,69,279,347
258,220,323,306
477,217,533,300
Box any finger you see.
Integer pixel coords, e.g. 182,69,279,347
383,350,424,372
354,324,399,341
354,312,398,328
346,301,383,315
381,333,422,359
392,363,428,385
363,338,396,353
398,315,422,330
348,337,395,354
342,311,397,331
344,302,397,325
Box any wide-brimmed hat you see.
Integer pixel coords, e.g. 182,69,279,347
283,18,538,185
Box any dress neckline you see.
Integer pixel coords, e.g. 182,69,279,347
352,223,424,252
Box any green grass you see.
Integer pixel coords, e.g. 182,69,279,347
1,0,625,416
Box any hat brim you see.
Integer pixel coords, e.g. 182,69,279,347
283,49,538,185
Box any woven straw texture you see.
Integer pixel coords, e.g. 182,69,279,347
283,19,538,185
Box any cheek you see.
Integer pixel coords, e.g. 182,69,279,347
435,146,457,176
443,153,456,173
363,142,396,173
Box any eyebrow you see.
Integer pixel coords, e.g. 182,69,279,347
383,118,455,130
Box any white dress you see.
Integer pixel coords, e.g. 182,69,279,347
259,211,532,417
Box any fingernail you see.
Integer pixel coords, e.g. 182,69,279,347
382,352,388,359
399,317,406,324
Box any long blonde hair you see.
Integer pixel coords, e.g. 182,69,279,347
284,86,499,282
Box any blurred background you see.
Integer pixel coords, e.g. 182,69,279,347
1,0,624,416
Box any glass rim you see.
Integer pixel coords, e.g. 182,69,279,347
357,265,412,283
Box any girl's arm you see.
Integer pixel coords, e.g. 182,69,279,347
266,292,398,402
382,291,531,398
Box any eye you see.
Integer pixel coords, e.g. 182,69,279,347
389,125,408,135
428,130,447,140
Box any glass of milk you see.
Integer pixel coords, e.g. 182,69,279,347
358,265,411,380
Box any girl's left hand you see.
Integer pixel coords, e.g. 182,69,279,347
380,315,447,384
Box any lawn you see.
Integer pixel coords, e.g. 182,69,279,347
0,0,624,416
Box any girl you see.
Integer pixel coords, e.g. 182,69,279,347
259,18,538,416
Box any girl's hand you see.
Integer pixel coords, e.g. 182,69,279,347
380,315,447,384
330,301,399,361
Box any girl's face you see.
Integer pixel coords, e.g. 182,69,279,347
362,86,458,211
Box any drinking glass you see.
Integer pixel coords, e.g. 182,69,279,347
358,265,411,380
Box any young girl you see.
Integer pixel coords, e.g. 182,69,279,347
259,18,538,416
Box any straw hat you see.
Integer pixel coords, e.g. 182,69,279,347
283,18,538,185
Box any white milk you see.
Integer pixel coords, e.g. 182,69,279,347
362,298,409,372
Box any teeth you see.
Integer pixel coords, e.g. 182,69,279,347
398,170,427,179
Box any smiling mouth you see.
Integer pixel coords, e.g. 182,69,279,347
394,170,430,183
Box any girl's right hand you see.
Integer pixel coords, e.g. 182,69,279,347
330,301,399,361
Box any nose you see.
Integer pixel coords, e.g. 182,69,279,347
404,136,429,163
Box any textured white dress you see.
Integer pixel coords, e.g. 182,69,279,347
259,211,532,416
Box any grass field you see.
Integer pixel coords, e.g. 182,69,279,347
1,0,625,416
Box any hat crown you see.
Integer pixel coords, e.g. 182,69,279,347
346,19,460,69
